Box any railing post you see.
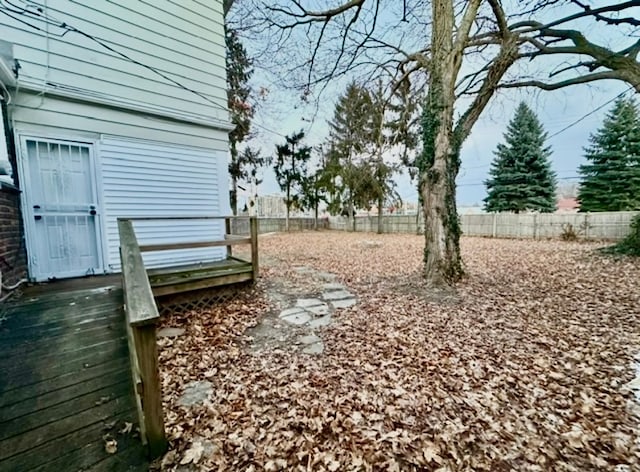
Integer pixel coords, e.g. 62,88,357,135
118,219,167,460
132,324,166,458
250,217,259,281
225,217,232,258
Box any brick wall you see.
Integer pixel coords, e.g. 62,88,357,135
0,182,27,284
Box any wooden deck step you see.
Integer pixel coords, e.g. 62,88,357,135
148,257,253,296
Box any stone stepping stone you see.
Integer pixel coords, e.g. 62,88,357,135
305,304,330,316
323,282,346,291
300,334,321,345
322,290,353,301
279,307,306,318
281,311,312,325
331,298,357,309
302,342,324,355
178,380,213,407
309,315,332,329
296,298,324,308
157,327,185,338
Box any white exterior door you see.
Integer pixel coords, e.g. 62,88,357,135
21,137,104,281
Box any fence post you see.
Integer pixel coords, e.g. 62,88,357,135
250,217,259,281
225,218,232,258
533,214,538,240
492,213,497,238
584,213,590,240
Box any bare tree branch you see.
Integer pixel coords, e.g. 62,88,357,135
500,71,624,90
453,0,483,55
487,0,508,37
510,1,640,33
266,0,366,26
569,0,640,27
455,33,520,142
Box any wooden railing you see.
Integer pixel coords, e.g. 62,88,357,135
117,216,258,458
118,219,167,459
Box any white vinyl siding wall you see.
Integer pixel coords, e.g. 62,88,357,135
100,136,227,271
2,0,228,126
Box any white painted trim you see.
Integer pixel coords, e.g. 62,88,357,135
15,136,34,280
93,138,112,274
0,105,8,163
16,133,108,280
17,80,234,131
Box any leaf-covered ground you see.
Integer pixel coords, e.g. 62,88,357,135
156,233,640,471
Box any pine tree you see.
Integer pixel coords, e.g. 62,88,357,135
578,97,640,212
327,82,374,230
226,28,256,215
368,81,401,233
273,131,312,231
483,102,557,213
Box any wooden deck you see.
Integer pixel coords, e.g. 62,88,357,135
0,282,148,471
148,257,253,297
0,216,259,469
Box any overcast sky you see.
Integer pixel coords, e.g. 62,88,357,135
233,2,636,208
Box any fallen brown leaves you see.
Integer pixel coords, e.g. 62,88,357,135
157,233,640,471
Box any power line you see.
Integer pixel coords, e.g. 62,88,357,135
460,87,636,172
457,175,581,187
1,1,233,108
1,0,292,140
547,87,633,139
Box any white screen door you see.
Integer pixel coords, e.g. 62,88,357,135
22,138,103,280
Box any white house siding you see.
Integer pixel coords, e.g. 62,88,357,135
1,0,228,127
12,93,229,150
12,91,231,275
100,137,228,271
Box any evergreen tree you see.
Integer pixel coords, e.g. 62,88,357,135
226,28,257,215
578,97,640,212
273,131,312,231
325,81,407,231
368,81,402,233
484,102,557,213
327,82,374,230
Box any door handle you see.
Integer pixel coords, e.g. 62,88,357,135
33,205,40,210
35,215,42,220
89,210,97,216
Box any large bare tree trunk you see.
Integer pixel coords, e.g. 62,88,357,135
420,95,462,287
420,0,471,287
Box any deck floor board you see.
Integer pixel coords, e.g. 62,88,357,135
0,284,147,471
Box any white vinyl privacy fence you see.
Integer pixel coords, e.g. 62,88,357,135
460,211,637,240
327,211,638,240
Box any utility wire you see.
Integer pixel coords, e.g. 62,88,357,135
460,87,635,171
457,175,581,187
1,0,288,138
2,0,228,111
547,86,633,139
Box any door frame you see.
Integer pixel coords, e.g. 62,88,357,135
17,133,108,281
